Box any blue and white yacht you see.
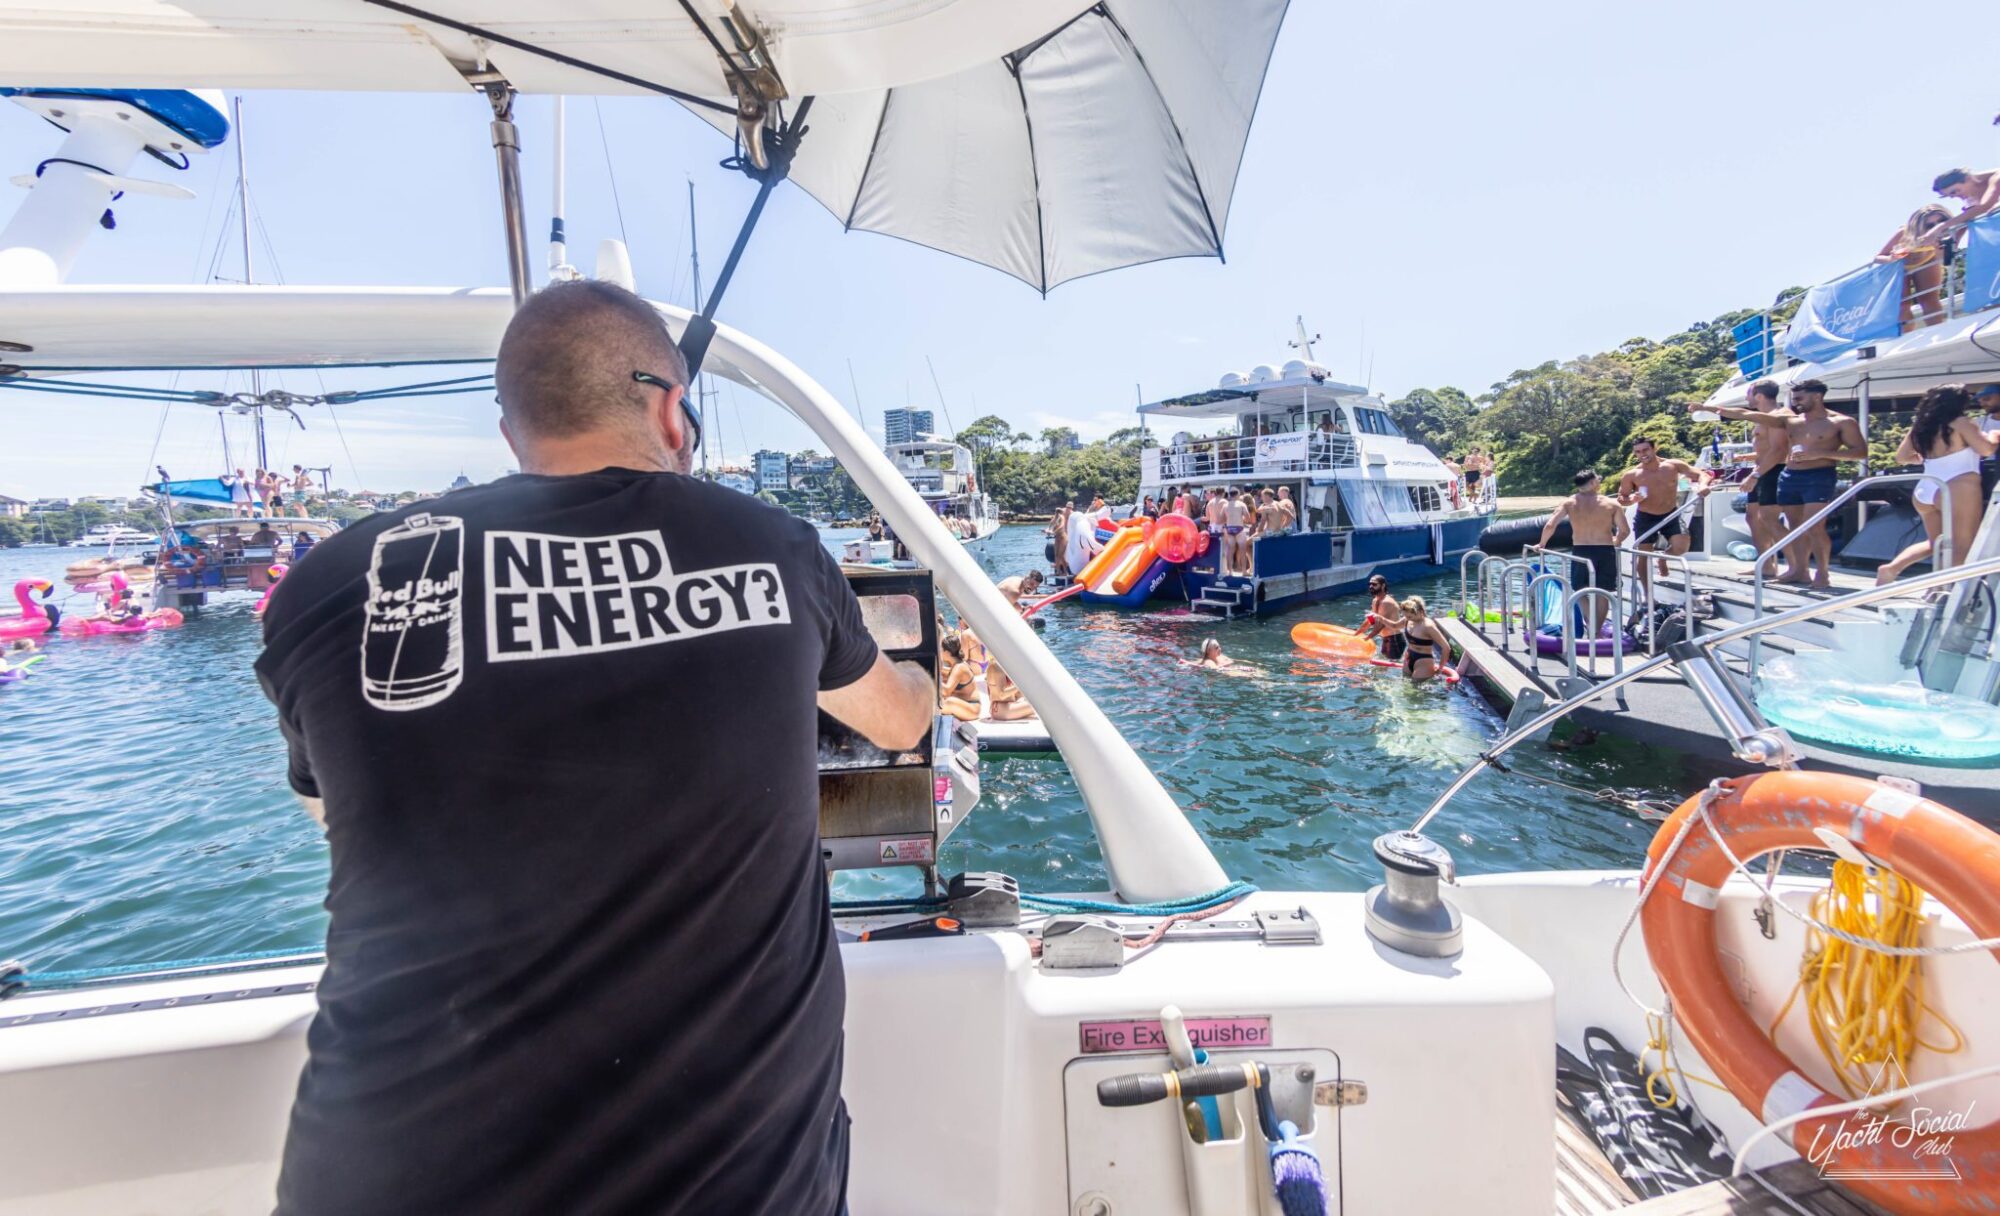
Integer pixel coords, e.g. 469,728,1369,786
1125,326,1495,617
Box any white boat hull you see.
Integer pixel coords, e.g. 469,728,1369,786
7,874,1992,1215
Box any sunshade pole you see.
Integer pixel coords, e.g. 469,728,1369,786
480,82,533,309
678,96,814,380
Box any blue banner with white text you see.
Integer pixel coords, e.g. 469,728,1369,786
1780,260,1905,364
1962,212,2000,315
1731,313,1774,378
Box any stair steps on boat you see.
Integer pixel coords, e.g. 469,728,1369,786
1191,577,1254,619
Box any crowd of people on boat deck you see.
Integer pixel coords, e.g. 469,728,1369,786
1874,166,2000,330
214,464,319,518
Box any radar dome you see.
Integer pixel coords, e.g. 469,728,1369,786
1218,371,1247,389
1249,364,1278,383
1280,360,1310,380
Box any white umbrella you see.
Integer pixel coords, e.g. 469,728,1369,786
0,0,1291,293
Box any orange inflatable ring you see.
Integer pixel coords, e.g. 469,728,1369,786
1640,772,2000,1214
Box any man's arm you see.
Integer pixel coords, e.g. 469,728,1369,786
298,794,326,827
1614,472,1640,506
1708,404,1791,427
1832,418,1869,461
1615,509,1631,543
819,655,934,751
1537,501,1570,547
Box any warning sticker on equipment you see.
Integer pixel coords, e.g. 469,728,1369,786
879,838,934,864
1079,1016,1272,1054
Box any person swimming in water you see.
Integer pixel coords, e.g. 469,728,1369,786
938,633,982,721
1356,574,1408,662
1397,596,1452,683
1191,638,1234,669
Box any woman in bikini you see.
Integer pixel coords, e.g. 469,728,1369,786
1357,574,1408,662
1878,384,1997,584
986,660,1036,721
938,633,982,721
1397,596,1452,683
1875,204,1952,330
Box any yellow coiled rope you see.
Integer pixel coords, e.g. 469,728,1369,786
1770,861,1964,1099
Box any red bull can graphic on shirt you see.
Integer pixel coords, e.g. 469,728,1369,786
362,513,465,711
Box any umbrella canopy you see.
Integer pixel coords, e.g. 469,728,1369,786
0,0,1290,292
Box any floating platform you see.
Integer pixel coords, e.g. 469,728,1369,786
1445,561,2000,819
956,717,1058,758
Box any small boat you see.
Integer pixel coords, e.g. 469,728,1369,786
65,524,159,550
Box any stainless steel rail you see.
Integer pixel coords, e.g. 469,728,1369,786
1409,552,2000,835
1748,472,1948,678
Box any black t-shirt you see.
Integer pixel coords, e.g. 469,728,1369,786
255,468,879,1216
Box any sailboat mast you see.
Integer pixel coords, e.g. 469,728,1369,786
233,95,267,472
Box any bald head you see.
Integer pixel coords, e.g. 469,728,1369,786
495,281,690,459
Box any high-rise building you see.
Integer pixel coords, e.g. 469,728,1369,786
753,449,790,492
883,407,935,446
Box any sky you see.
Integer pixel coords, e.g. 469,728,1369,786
1,1,1995,499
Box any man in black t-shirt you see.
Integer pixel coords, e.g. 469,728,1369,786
256,281,934,1216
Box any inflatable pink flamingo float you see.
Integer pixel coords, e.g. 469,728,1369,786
58,572,183,637
0,579,59,640
253,563,289,617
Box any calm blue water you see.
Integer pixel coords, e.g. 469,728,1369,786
0,528,1691,974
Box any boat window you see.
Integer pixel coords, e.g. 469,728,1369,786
1354,408,1404,438
1409,484,1445,513
858,594,924,650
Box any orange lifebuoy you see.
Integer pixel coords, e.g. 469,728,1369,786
1641,772,2000,1215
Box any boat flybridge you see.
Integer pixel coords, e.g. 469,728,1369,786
2,5,1999,1216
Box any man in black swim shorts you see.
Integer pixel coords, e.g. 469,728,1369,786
1617,437,1712,598
1539,468,1630,635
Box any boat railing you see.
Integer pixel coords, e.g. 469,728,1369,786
1747,472,1950,679
1458,550,1493,618
1732,244,1989,376
1565,588,1628,678
1144,432,1359,483
1620,547,1695,656
1498,561,1537,655
1412,551,2000,836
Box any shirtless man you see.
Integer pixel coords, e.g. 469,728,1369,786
1735,381,1795,579
1223,491,1251,575
1274,485,1298,533
1616,437,1712,593
1539,468,1631,634
996,569,1043,612
1204,488,1229,566
1931,167,2000,241
1255,489,1286,539
1707,379,1866,588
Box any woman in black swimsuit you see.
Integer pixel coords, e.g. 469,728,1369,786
938,633,982,721
1398,596,1451,682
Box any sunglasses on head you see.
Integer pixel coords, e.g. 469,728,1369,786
633,371,701,454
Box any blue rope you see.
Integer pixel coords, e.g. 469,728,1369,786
1016,881,1257,917
4,946,324,994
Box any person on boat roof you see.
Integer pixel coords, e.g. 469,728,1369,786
254,280,932,1216
1930,166,2000,241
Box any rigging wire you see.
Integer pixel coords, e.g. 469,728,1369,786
593,99,631,254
